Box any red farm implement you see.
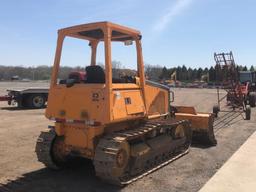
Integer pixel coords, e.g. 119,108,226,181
212,52,255,120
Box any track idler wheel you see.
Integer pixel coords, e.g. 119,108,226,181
93,138,130,185
35,130,68,169
172,121,192,148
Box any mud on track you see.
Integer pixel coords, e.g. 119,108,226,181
0,83,255,192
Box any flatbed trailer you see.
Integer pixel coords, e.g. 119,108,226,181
0,88,49,109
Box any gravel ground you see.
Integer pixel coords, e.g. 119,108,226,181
0,82,255,192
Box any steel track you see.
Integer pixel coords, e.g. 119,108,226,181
94,120,191,185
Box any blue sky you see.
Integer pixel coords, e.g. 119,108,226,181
0,0,255,69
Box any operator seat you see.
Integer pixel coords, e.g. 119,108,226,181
68,71,86,83
85,65,105,83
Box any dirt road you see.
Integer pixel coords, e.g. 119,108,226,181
0,82,255,192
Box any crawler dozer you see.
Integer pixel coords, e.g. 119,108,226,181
36,22,216,185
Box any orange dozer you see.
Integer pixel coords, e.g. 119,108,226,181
35,22,216,185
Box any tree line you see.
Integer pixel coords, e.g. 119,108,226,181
145,65,255,82
0,65,83,80
0,64,255,82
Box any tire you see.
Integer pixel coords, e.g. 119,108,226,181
27,94,46,109
249,92,256,107
213,104,220,118
245,105,251,120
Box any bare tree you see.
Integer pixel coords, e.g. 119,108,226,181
145,64,163,81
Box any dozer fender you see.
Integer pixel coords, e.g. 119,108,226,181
172,106,217,145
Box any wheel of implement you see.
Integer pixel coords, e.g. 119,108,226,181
245,105,251,120
212,104,220,118
35,130,68,169
249,92,256,107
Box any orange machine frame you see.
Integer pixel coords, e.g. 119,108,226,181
49,22,161,121
47,22,169,123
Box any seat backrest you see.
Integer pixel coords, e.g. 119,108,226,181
85,65,105,83
68,71,86,83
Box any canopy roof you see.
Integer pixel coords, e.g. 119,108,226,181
58,21,141,41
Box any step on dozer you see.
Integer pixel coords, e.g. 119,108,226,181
35,21,216,185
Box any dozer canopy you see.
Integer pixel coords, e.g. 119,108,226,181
46,21,159,125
